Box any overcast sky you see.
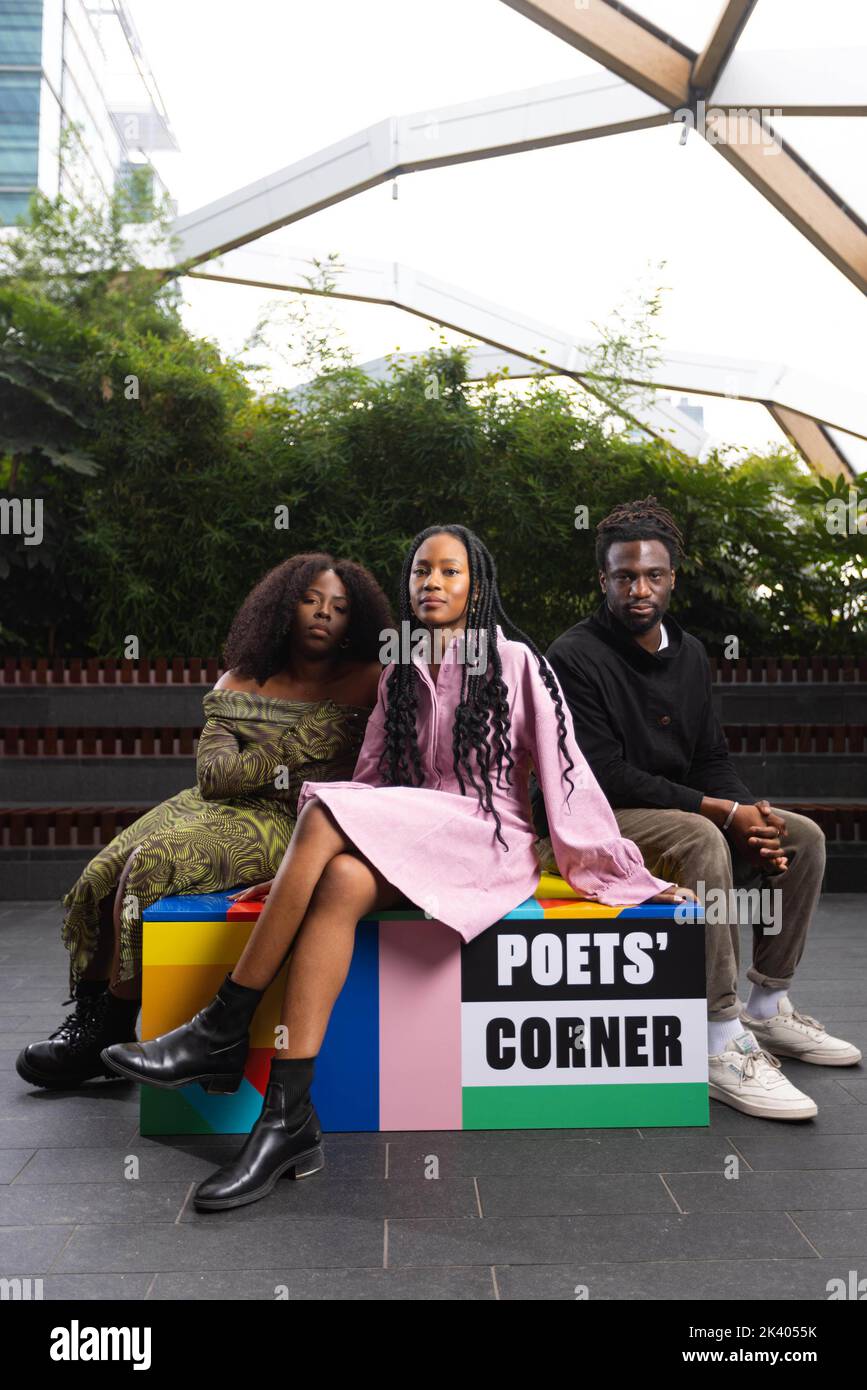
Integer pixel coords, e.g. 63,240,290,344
128,0,867,465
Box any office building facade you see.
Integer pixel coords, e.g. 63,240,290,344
0,0,175,224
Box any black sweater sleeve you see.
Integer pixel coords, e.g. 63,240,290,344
685,656,756,804
547,645,705,813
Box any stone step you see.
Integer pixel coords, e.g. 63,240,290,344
731,755,867,799
0,685,207,725
2,758,197,802
3,679,866,726
2,727,200,755
3,748,864,801
7,654,865,686
713,684,867,722
3,722,865,757
0,798,864,846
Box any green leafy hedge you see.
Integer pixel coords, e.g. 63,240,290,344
1,185,865,657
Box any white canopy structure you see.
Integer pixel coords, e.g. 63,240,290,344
165,0,867,477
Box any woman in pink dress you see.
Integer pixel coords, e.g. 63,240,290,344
102,524,691,1211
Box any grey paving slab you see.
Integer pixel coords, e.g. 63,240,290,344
0,1150,35,1183
0,1003,76,1020
838,1080,867,1104
731,1135,867,1170
786,1209,867,1258
0,1272,155,1299
10,1144,250,1186
0,1224,75,1273
494,1259,831,1300
178,1176,479,1223
0,1182,191,1225
664,1168,867,1213
0,1113,139,1148
11,1137,388,1184
53,1217,385,1273
0,1085,139,1120
475,1172,676,1216
386,1134,736,1178
385,1211,815,1266
149,1267,495,1299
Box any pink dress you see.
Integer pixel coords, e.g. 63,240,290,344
296,625,673,941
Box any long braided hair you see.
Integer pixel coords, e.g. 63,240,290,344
595,496,685,568
376,524,576,851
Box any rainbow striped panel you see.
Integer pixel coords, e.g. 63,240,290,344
140,888,707,1135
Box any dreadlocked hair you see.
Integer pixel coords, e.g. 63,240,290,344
222,552,392,686
595,496,685,570
377,524,576,852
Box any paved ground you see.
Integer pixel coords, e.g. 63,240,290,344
1,896,865,1301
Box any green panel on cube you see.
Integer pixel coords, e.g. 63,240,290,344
140,1084,217,1136
462,1082,709,1130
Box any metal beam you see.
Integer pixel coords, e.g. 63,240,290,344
704,109,867,296
184,243,866,473
768,406,856,481
692,0,758,95
169,74,668,267
711,49,867,115
501,0,867,297
169,43,867,291
500,0,693,108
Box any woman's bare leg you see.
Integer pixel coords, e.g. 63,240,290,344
275,851,403,1058
232,800,358,990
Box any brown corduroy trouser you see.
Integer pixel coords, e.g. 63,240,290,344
536,807,825,1021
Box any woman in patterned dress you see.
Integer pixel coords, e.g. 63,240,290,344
15,552,392,1090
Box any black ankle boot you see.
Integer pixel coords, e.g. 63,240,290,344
193,1057,324,1211
16,982,141,1090
101,973,264,1093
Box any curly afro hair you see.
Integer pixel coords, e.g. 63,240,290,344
222,552,392,685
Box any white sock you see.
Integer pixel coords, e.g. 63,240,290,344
708,1018,748,1055
745,984,787,1020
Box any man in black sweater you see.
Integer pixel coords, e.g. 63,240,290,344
534,497,860,1121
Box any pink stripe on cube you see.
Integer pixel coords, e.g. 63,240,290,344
378,920,462,1130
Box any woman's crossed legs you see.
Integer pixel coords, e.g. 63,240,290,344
230,799,404,1056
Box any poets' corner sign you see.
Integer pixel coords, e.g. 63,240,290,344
459,914,708,1127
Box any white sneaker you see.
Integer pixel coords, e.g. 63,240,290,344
708,1031,818,1120
741,996,863,1067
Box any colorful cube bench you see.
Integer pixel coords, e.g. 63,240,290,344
141,875,707,1136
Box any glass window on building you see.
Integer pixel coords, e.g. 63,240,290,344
116,158,155,221
0,0,44,66
0,189,30,220
0,70,40,219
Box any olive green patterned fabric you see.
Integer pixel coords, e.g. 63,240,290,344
61,691,371,989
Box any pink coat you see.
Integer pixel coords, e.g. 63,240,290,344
296,625,673,941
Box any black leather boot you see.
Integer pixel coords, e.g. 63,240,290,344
16,982,141,1090
193,1057,324,1211
100,972,264,1092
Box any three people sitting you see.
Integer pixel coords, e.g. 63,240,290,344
16,508,858,1214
